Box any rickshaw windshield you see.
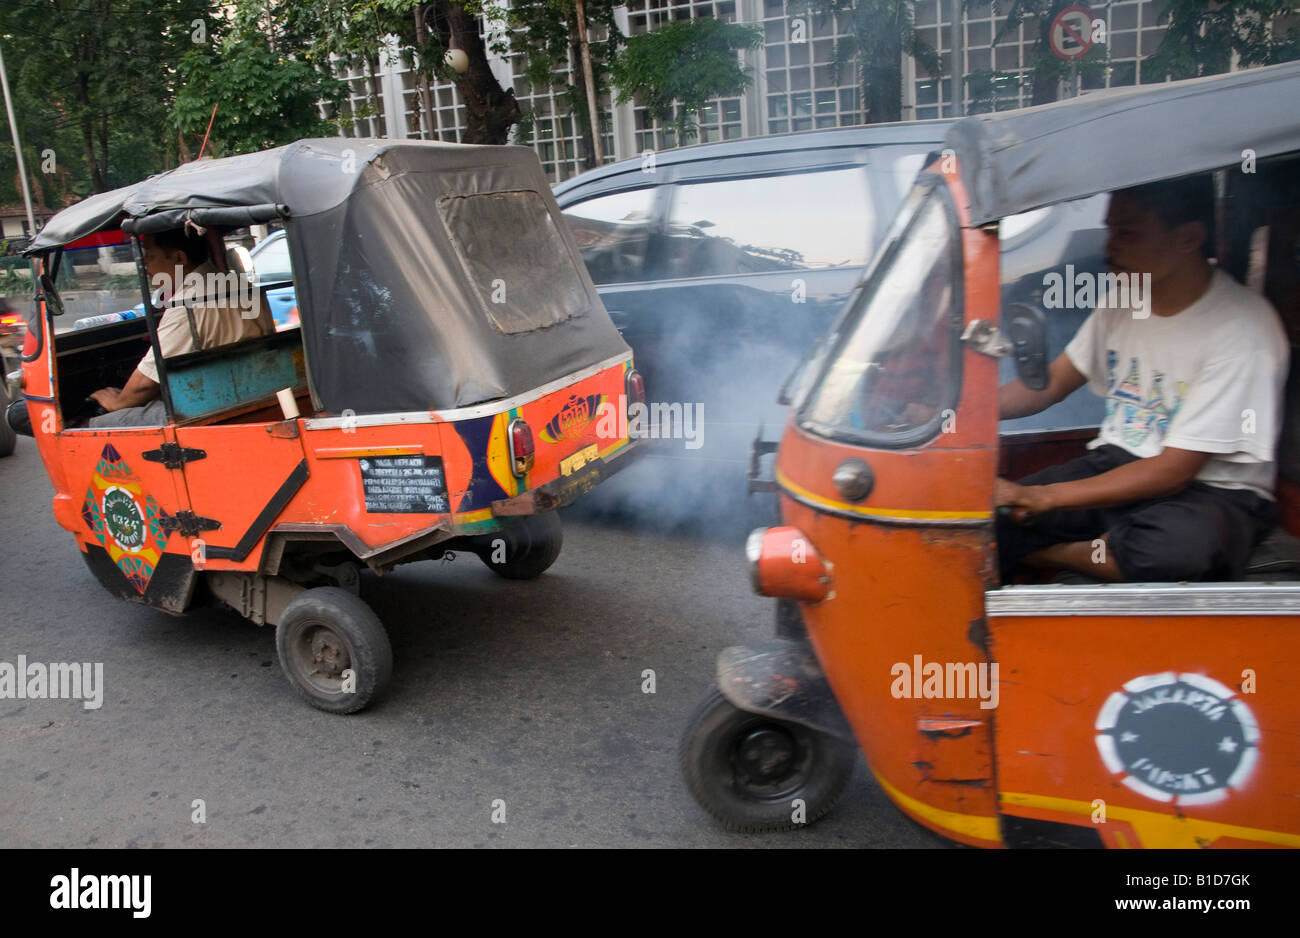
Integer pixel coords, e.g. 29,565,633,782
797,176,962,447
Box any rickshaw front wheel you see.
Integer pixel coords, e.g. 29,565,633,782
275,587,393,714
681,688,856,833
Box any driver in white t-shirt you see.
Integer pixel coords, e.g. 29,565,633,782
995,175,1288,582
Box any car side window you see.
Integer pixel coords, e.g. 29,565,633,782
561,189,656,285
660,168,872,280
251,233,293,285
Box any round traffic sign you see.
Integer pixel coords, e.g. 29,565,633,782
1050,5,1095,60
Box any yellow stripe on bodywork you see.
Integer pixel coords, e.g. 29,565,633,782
874,772,1003,844
776,466,992,522
1001,791,1300,848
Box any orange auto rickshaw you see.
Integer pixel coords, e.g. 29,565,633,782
682,62,1300,848
7,139,641,713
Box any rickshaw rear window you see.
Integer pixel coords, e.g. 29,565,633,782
799,181,961,447
441,190,589,335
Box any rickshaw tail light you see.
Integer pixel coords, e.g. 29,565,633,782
509,418,535,478
746,526,832,603
626,369,645,408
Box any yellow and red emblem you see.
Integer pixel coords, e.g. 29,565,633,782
539,393,605,444
80,444,170,594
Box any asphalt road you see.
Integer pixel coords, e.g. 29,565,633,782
0,439,946,848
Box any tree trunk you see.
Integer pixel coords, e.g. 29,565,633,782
863,36,904,124
1030,9,1064,105
77,71,107,192
413,8,437,138
99,111,109,182
570,38,598,171
434,0,520,145
573,0,603,165
366,56,383,137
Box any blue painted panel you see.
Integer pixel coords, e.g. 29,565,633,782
168,343,306,421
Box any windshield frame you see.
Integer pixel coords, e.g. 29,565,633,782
793,172,965,450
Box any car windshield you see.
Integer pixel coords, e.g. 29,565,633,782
798,178,961,446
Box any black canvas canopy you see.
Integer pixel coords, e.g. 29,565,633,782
27,139,630,414
944,61,1300,227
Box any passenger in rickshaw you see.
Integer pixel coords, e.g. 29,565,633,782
995,175,1289,583
87,228,272,427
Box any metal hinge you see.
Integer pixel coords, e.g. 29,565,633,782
142,442,208,469
961,319,1012,359
158,510,222,538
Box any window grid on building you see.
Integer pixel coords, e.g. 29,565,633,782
911,0,1177,119
331,64,385,139
330,0,1245,182
506,54,617,182
762,0,862,134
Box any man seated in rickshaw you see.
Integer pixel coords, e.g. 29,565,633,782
995,175,1289,583
88,228,271,427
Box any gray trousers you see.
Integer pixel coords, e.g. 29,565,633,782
89,398,168,428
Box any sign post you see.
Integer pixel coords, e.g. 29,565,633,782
1049,4,1096,98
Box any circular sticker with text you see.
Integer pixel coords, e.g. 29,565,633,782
1095,672,1258,806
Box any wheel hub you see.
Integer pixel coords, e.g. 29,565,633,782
737,726,798,780
307,628,347,679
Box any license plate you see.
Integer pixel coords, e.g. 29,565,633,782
560,444,599,477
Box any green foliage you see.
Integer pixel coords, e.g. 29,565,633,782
0,0,207,199
610,18,761,141
0,259,34,297
1146,0,1300,80
172,4,345,155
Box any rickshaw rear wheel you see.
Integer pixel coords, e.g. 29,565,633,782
681,688,855,832
477,511,563,580
275,587,393,714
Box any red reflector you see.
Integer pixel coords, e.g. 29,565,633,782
626,369,645,407
21,326,37,357
509,418,535,477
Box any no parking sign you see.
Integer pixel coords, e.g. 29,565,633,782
1050,5,1097,60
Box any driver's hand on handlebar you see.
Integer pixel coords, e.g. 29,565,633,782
995,477,1053,525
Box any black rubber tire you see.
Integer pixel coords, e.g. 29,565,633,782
477,511,563,580
275,587,393,714
0,384,16,458
681,688,856,832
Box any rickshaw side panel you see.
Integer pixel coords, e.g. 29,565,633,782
248,356,635,559
54,427,198,610
438,358,633,532
170,421,310,571
989,610,1300,848
785,494,1004,848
